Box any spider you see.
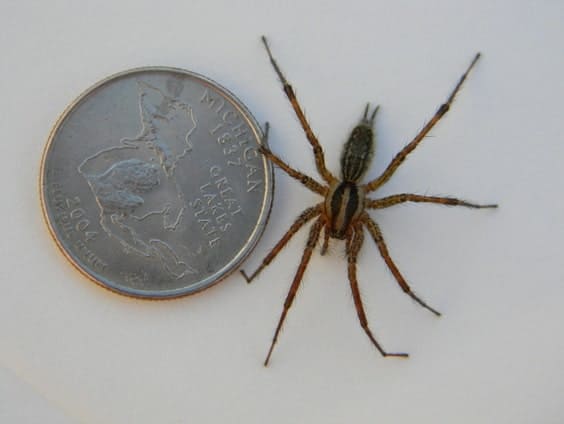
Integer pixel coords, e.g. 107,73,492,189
241,36,497,366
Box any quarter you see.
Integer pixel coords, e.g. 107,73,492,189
40,67,273,298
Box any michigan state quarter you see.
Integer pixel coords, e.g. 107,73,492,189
40,67,273,298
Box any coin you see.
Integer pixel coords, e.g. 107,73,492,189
40,67,273,298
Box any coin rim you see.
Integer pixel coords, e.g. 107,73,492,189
39,66,273,299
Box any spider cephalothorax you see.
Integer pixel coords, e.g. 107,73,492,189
324,106,375,241
241,36,497,366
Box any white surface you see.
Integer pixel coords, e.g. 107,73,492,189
2,1,563,423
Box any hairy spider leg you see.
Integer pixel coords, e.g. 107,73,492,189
259,146,327,195
362,213,441,316
320,227,330,256
264,219,323,366
348,223,409,357
240,204,323,283
367,194,498,209
364,53,482,192
258,123,327,195
261,35,337,185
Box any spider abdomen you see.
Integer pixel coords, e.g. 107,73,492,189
325,182,366,239
340,124,374,182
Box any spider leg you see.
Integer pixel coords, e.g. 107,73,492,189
320,226,330,256
364,53,481,193
362,213,441,316
264,218,323,366
261,36,337,185
348,223,409,358
367,194,498,209
260,122,326,195
241,204,323,283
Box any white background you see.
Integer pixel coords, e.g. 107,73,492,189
1,1,563,423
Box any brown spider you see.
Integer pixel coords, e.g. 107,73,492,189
241,36,497,366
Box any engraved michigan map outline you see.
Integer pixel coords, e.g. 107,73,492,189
77,79,197,279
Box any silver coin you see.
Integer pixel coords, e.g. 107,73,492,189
40,67,273,298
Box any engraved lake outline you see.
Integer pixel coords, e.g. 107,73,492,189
41,67,272,298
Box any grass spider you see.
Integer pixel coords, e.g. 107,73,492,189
241,36,497,366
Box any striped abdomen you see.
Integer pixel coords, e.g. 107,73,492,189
325,182,365,239
340,124,374,182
